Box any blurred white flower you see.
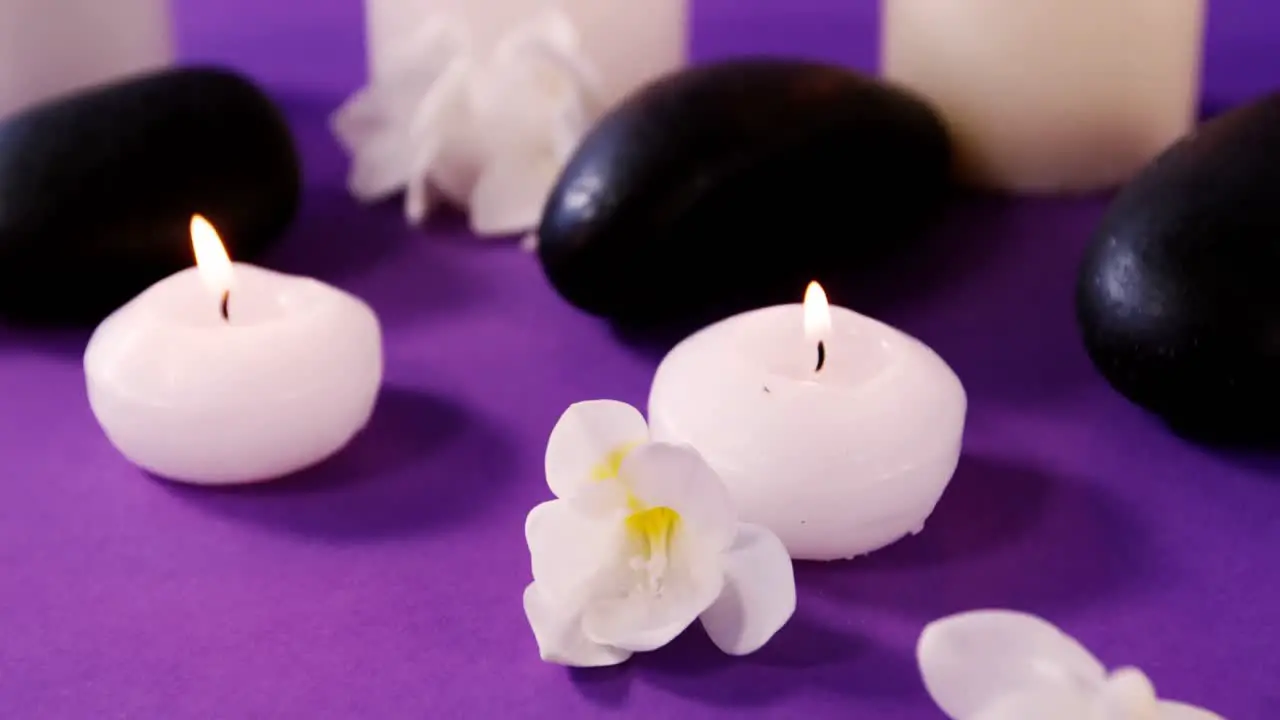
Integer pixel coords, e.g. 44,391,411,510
917,610,1226,720
524,400,797,667
331,10,601,237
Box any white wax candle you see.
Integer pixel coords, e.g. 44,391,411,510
0,0,172,119
84,217,383,486
881,0,1206,193
647,283,966,561
365,0,687,106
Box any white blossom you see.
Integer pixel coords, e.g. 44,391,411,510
918,610,1226,720
331,10,600,237
524,400,797,667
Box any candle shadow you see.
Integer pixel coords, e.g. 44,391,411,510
570,610,918,710
158,385,516,541
798,454,1160,619
853,453,1052,568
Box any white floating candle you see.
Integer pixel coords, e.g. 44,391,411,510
647,282,966,561
0,0,172,119
364,0,686,106
881,0,1206,193
84,216,383,486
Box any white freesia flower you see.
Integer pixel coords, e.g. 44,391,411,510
523,400,798,667
331,10,602,238
917,610,1227,720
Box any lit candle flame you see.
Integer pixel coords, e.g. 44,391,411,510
804,281,831,374
803,281,831,343
190,214,234,297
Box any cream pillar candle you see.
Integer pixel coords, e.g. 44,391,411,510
881,0,1206,193
365,0,687,106
0,0,172,119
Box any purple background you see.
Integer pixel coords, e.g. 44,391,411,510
2,1,1278,717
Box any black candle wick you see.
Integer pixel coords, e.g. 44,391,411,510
220,290,230,322
815,340,826,372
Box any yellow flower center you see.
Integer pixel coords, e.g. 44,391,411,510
588,441,680,592
624,505,680,593
589,441,640,482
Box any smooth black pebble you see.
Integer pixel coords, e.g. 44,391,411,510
537,58,953,325
0,66,301,325
1077,94,1280,445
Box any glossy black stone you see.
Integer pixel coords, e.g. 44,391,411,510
537,58,953,325
1077,94,1280,444
0,66,301,325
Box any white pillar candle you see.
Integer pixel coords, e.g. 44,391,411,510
647,283,967,562
0,0,172,119
364,0,687,106
84,217,383,486
881,0,1206,193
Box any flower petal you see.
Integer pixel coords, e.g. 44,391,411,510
406,58,472,147
523,583,631,667
403,59,472,190
917,610,1107,720
333,69,464,202
526,498,627,608
545,400,650,498
526,36,604,110
1103,667,1160,718
619,443,737,552
331,89,414,201
548,103,590,164
385,13,470,79
469,155,561,237
580,542,724,653
516,8,581,57
403,177,433,225
347,142,414,201
699,523,796,655
1158,701,1226,720
330,86,388,153
472,65,568,153
497,9,603,107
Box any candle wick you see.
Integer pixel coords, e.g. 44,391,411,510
220,290,230,322
815,341,826,372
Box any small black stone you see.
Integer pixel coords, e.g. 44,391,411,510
1076,93,1280,445
0,66,301,325
537,58,953,326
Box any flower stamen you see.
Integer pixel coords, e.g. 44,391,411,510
624,506,679,594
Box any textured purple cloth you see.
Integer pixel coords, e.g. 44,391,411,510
1,1,1277,718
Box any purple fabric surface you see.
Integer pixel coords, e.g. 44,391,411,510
2,1,1278,717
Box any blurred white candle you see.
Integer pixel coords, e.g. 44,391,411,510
85,216,383,486
647,283,967,561
881,0,1206,193
0,0,172,119
365,0,687,106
